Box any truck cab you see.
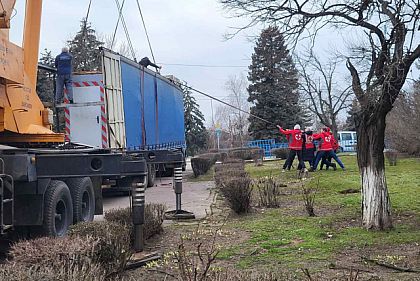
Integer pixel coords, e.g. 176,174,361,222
337,131,357,152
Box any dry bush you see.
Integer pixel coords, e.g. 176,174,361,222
214,159,246,189
302,184,317,217
68,221,131,276
271,148,289,159
0,263,106,281
104,203,166,241
384,149,398,166
228,147,263,161
191,153,220,177
220,176,252,214
254,176,285,208
215,169,248,188
176,231,219,281
144,203,166,239
9,236,98,266
8,236,106,281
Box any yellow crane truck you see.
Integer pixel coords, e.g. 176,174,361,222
0,1,182,244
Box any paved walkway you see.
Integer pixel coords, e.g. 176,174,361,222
98,163,215,220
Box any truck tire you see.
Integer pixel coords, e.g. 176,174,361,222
147,164,156,188
43,180,73,237
66,177,95,223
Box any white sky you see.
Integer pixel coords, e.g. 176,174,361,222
9,0,419,128
10,0,257,126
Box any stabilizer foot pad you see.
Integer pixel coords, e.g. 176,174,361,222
164,210,195,220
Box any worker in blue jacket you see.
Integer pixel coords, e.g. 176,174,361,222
55,47,74,104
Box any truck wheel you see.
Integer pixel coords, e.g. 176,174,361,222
147,165,156,188
66,177,95,223
43,181,73,237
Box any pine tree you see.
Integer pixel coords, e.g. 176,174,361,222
36,48,55,103
344,98,360,131
68,19,104,72
183,84,208,156
248,26,303,140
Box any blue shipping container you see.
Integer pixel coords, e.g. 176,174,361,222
120,57,185,150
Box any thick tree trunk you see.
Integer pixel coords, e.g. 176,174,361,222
356,112,393,230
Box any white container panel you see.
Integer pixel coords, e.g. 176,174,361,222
102,50,126,149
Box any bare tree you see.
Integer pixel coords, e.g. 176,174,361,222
297,52,352,138
215,74,250,147
99,33,138,60
221,0,420,230
386,85,420,155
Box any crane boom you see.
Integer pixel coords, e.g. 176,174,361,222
0,0,63,143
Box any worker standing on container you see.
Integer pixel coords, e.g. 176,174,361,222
55,47,74,104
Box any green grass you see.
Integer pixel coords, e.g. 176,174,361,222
220,156,420,269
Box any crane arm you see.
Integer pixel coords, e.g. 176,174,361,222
0,0,16,28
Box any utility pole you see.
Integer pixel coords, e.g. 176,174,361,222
211,99,216,149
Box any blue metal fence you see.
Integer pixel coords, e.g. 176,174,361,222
247,139,288,157
248,139,357,157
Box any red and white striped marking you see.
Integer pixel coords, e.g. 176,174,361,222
65,81,108,148
64,90,70,142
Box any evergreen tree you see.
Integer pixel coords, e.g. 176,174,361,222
36,48,55,103
344,98,360,131
247,26,303,140
183,84,208,156
68,19,104,72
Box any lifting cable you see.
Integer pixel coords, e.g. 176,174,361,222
184,85,277,127
135,0,157,64
113,0,137,61
81,0,93,47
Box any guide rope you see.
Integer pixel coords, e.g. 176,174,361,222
184,85,277,127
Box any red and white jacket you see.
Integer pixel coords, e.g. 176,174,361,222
304,133,315,149
314,131,335,151
279,128,303,150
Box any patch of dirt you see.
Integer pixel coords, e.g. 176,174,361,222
128,175,420,281
327,243,420,281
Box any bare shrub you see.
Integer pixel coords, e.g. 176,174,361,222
302,184,317,217
220,177,252,214
271,148,289,159
214,159,246,189
228,147,262,161
384,149,398,166
144,203,166,239
0,263,106,281
10,236,98,266
215,170,248,188
191,157,213,177
104,203,166,241
9,236,106,281
191,153,220,177
175,230,219,281
68,221,131,276
254,176,285,208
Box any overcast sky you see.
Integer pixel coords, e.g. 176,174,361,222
9,0,418,127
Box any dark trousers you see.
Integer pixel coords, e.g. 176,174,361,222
55,74,73,103
320,155,332,170
283,149,305,170
313,150,345,170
